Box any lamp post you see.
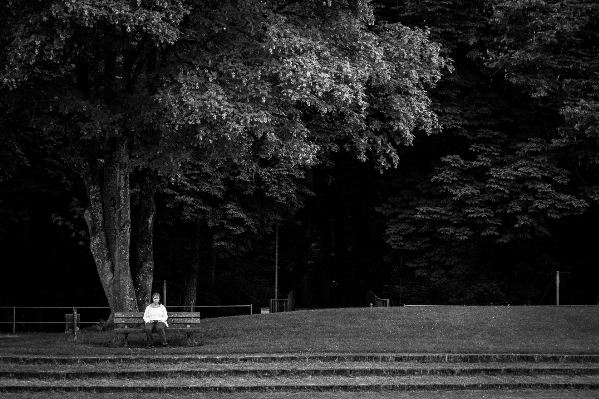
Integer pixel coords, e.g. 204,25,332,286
275,223,279,300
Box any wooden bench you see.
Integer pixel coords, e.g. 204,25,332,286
113,311,201,346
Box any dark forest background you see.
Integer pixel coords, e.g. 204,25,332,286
2,0,598,309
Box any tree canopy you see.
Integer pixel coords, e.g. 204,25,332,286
1,0,449,312
3,0,599,310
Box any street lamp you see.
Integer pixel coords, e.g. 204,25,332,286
275,222,279,300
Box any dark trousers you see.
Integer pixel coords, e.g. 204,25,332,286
144,321,167,345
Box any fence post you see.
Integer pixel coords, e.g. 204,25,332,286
72,307,78,342
163,280,167,306
250,304,253,315
12,306,16,334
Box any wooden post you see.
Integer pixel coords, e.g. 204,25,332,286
72,307,78,342
163,280,167,306
12,306,16,334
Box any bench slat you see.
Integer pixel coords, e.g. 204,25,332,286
114,327,202,333
114,312,144,317
113,311,201,337
114,312,201,317
162,318,201,323
115,321,201,327
114,312,201,325
163,312,202,318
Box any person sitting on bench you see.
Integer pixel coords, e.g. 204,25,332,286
143,293,169,348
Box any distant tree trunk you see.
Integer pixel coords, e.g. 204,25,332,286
133,171,156,310
20,198,34,251
206,230,217,285
321,220,333,307
183,220,203,311
83,139,138,317
333,207,348,307
298,167,314,307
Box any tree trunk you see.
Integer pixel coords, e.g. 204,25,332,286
133,172,156,310
83,139,138,314
183,220,202,311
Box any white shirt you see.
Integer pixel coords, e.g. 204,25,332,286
143,304,169,327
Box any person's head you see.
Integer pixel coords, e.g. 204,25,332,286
152,293,160,304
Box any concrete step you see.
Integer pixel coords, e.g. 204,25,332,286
4,353,599,393
2,353,599,364
3,362,599,379
1,374,599,393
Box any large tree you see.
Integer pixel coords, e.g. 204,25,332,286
1,0,448,313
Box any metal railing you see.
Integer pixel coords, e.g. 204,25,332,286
269,299,289,313
165,305,253,316
0,304,253,334
269,291,295,313
365,291,390,307
0,306,110,334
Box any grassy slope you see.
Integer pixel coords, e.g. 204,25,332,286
1,306,598,355
1,390,597,399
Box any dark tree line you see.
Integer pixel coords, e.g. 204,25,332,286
1,0,598,310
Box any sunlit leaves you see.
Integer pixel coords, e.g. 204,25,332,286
155,0,449,171
51,0,189,43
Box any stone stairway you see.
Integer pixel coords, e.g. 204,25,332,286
1,353,599,393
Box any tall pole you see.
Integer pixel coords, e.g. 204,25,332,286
399,257,402,306
275,223,279,300
163,280,167,306
556,271,560,306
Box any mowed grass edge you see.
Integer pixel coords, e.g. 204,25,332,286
1,306,598,356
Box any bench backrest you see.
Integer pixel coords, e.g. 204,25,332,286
114,312,201,329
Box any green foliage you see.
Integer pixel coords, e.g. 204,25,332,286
0,0,449,288
376,0,596,304
163,152,306,255
487,0,599,162
379,132,587,257
1,0,449,206
154,0,450,171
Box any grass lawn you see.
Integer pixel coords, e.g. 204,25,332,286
1,306,598,356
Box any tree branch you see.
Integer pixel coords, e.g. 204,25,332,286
275,0,303,13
